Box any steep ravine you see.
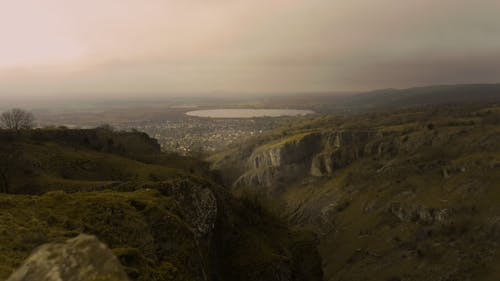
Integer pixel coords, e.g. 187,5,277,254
0,129,324,281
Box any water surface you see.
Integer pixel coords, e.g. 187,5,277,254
186,109,314,118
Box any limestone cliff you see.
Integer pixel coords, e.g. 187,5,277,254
234,130,375,187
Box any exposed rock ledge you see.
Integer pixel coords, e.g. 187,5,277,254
390,202,450,224
235,130,375,187
8,234,129,281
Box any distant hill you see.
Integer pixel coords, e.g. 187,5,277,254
332,83,500,112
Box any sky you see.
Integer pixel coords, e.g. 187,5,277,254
0,0,500,99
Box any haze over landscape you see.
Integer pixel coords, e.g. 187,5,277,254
1,0,500,101
1,1,500,281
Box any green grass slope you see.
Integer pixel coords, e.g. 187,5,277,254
212,105,500,281
0,128,212,195
0,188,203,281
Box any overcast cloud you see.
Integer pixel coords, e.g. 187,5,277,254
1,0,499,98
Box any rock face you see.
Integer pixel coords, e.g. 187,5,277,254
114,179,218,238
310,131,374,177
250,133,322,169
233,128,475,187
8,234,129,281
156,180,218,238
235,132,321,187
235,131,374,187
390,202,450,224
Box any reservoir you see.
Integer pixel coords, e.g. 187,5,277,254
186,109,314,118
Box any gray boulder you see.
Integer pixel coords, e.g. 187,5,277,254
8,234,129,281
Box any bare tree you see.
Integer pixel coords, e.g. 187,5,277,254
0,108,35,132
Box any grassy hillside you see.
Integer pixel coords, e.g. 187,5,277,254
0,188,203,280
0,128,323,281
211,104,500,281
0,128,211,195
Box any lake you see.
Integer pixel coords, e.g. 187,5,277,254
185,109,314,118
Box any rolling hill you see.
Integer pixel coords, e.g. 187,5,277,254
317,84,500,113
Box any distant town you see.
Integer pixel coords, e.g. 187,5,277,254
114,117,287,155
34,105,304,155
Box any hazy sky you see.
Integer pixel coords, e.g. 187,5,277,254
1,0,500,98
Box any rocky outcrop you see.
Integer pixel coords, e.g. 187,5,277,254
250,132,322,169
310,147,362,177
234,166,281,188
153,180,218,238
390,202,450,224
235,130,375,186
311,131,375,176
95,179,219,238
235,133,322,187
8,234,128,281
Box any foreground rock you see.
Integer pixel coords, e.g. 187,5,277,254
8,234,128,281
